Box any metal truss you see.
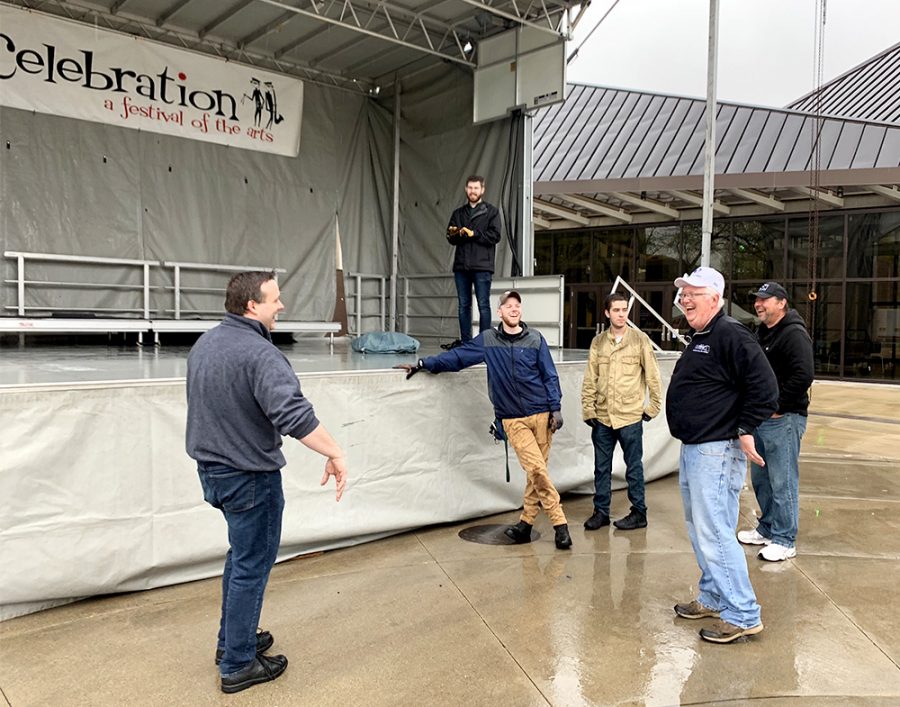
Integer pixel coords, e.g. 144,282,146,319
4,0,375,93
459,0,582,39
258,0,478,67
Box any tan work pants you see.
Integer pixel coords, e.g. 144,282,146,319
502,412,567,526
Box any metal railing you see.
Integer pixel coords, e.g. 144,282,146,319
161,261,286,319
4,251,158,319
610,275,688,348
345,272,387,335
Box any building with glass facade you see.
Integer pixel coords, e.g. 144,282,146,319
530,43,900,382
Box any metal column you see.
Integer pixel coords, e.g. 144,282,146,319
701,0,719,268
389,78,401,331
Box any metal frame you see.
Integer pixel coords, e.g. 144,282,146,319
346,272,387,335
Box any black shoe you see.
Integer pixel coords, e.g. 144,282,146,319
583,511,610,530
221,654,288,694
215,629,274,665
613,510,647,530
504,521,533,544
441,339,464,350
554,523,572,549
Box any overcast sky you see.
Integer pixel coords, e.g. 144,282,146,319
567,0,900,107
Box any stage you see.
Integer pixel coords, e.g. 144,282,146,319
0,337,681,620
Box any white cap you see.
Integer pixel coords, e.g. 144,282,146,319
674,267,724,296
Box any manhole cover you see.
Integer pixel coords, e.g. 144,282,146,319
458,523,541,545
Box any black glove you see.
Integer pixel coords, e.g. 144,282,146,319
642,412,652,422
584,418,598,428
549,410,564,432
393,360,424,380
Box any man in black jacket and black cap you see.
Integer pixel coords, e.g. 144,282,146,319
737,282,814,562
444,175,502,348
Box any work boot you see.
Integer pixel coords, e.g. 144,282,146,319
674,600,720,620
554,523,572,549
504,520,533,544
583,511,610,530
699,620,763,644
613,510,647,530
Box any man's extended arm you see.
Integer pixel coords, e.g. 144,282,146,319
297,423,347,502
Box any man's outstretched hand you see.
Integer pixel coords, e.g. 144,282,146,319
322,456,347,502
393,362,423,379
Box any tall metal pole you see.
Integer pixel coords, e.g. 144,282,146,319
517,111,535,276
389,77,401,331
701,0,719,267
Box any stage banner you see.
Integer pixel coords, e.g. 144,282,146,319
0,6,303,156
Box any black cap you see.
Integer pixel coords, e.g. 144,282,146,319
751,282,789,300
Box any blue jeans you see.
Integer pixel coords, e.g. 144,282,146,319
198,463,285,676
751,414,807,548
679,440,761,628
591,420,647,516
454,270,493,341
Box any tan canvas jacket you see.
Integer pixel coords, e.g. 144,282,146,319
581,326,662,429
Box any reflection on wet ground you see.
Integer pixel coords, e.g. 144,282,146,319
1,380,898,705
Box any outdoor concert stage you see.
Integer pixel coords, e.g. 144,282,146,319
0,338,680,620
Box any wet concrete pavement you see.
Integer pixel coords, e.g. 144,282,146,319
1,380,898,706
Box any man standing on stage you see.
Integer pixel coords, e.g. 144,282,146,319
186,271,347,694
581,291,662,531
738,282,814,562
444,175,502,349
667,267,777,644
395,289,572,550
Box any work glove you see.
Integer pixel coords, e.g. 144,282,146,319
584,418,598,428
549,410,564,432
393,360,424,379
642,412,652,422
460,227,475,238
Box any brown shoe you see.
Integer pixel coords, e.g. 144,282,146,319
674,600,720,620
699,619,763,644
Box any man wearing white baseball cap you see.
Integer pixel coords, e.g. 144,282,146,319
666,266,779,644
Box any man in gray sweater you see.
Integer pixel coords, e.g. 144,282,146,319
186,271,347,694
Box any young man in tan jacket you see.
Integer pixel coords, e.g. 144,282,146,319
581,292,662,530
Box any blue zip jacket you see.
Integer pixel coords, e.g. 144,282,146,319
422,323,561,420
186,313,320,471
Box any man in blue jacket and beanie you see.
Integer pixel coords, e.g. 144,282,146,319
395,289,572,550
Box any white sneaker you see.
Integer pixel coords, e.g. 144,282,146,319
758,543,797,562
737,528,771,546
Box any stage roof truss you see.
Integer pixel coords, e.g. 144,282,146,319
5,0,584,93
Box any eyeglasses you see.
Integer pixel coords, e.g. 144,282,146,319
679,292,713,301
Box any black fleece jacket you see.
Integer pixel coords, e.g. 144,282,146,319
446,200,502,272
666,310,778,444
756,309,815,415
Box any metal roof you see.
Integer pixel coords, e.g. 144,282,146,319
535,83,900,187
4,0,587,94
532,83,900,230
787,41,900,125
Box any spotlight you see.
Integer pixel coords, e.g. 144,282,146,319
463,40,474,54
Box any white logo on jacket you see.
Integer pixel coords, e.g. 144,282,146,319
693,343,711,354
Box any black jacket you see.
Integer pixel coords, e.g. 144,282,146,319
756,309,815,415
666,310,778,444
447,201,501,272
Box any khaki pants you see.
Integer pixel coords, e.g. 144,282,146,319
503,412,567,526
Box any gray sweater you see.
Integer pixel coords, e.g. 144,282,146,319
186,313,319,471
